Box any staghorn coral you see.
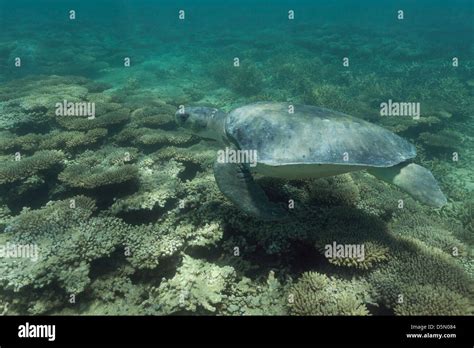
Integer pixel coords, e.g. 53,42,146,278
304,84,353,113
353,171,421,218
317,241,390,270
302,174,360,206
122,223,185,270
288,272,371,316
0,189,224,314
130,105,175,128
110,157,183,214
59,163,137,189
378,114,442,134
0,298,9,315
0,196,97,291
39,128,107,151
211,60,264,96
59,146,139,189
419,129,463,149
150,143,217,170
112,127,150,145
186,222,223,248
393,284,473,316
113,127,197,147
0,150,65,184
56,108,130,131
0,75,122,140
149,254,236,314
222,271,288,315
0,132,43,153
430,77,473,118
0,129,107,154
390,211,467,257
369,236,474,315
81,265,149,315
0,76,88,130
0,204,12,231
137,129,196,146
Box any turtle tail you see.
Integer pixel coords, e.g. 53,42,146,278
367,162,447,208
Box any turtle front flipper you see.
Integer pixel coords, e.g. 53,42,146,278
213,161,287,220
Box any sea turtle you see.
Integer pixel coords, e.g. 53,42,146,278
175,102,447,220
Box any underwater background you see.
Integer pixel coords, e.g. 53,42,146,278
0,0,473,315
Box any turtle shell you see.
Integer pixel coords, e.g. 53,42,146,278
225,102,416,167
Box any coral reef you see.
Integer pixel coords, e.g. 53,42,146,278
419,129,463,149
317,241,390,270
56,108,130,131
145,255,288,315
0,129,107,154
0,196,98,294
288,272,371,316
130,105,176,128
369,237,473,315
110,158,183,213
0,150,65,184
58,147,139,189
150,255,236,314
393,284,473,316
0,12,472,317
211,60,264,96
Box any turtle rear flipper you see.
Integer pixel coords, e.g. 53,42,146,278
213,161,287,220
368,162,447,208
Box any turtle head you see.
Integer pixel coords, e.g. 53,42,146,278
175,106,227,141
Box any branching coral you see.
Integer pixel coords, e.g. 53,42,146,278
390,211,467,256
288,272,371,316
419,129,463,149
0,132,43,153
148,254,239,314
59,163,138,189
114,127,197,147
393,284,473,316
39,128,107,150
369,236,473,315
150,144,217,170
0,204,12,230
0,150,65,184
185,222,223,248
110,158,183,214
123,223,185,270
211,60,264,96
0,196,97,291
0,76,89,130
304,84,353,113
130,105,175,128
302,174,360,206
222,271,289,315
0,129,107,154
56,108,130,130
316,241,390,270
137,129,196,146
83,266,148,315
59,146,139,189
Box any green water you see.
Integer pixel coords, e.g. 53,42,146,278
0,0,472,316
